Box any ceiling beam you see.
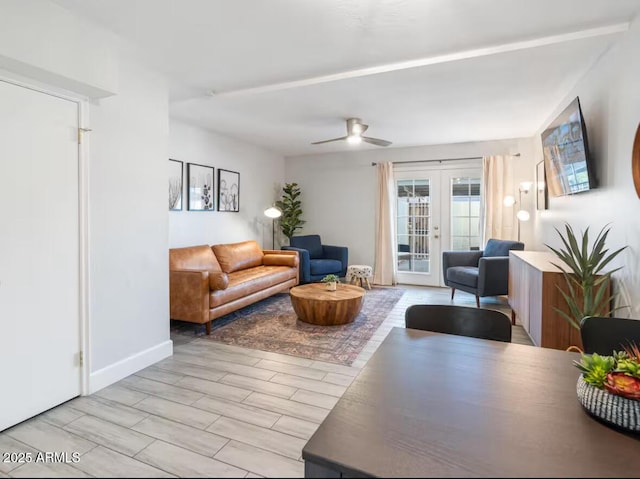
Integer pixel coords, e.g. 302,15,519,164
210,23,628,98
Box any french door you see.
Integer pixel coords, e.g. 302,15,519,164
395,166,482,286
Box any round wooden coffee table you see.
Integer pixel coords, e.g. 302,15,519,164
289,283,365,326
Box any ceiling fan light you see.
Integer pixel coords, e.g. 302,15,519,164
347,135,362,144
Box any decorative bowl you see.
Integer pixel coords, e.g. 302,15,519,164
577,375,640,432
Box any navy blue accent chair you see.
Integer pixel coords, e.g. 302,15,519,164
282,234,348,284
442,238,524,308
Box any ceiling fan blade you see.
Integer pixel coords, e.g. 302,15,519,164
357,124,369,135
362,136,392,147
311,136,348,145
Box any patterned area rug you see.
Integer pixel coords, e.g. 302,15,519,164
171,286,404,365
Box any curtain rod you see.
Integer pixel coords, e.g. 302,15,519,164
371,153,520,166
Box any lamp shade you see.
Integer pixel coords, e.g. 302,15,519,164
503,195,516,207
264,206,282,218
519,181,533,193
516,209,530,222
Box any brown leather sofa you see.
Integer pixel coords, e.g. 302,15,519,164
169,240,299,334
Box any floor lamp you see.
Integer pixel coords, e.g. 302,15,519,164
264,206,282,249
503,182,532,242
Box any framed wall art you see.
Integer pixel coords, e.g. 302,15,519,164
187,163,215,211
536,160,548,210
218,169,240,212
168,158,183,211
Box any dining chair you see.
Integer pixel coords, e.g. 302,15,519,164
580,316,640,355
405,304,512,342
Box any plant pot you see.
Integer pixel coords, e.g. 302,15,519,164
576,375,640,432
325,281,337,291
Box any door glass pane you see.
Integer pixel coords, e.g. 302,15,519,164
396,178,430,273
450,176,481,251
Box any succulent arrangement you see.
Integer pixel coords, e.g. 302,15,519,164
574,343,640,400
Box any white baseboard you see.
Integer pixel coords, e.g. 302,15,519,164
88,340,173,394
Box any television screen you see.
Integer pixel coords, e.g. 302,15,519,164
541,97,595,196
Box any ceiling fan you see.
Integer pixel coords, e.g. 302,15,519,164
311,118,392,147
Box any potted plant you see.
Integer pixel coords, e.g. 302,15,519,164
275,182,305,242
546,223,627,331
321,274,340,291
574,343,640,431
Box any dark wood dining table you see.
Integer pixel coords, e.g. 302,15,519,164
302,327,640,477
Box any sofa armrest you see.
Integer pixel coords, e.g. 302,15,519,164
282,246,310,283
170,269,210,323
477,256,510,296
322,245,348,277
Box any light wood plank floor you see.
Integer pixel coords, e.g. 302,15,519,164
0,286,532,478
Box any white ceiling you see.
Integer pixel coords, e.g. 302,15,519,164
53,0,640,156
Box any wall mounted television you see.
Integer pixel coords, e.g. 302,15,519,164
541,96,596,197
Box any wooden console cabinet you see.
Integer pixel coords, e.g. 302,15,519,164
508,251,606,350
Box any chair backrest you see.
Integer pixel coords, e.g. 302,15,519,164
580,316,640,355
483,238,524,257
405,305,512,342
290,235,323,259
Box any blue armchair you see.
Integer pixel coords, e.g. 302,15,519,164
282,234,348,284
442,238,524,307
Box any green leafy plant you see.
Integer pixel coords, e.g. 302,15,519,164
321,274,340,283
275,183,305,240
545,224,627,330
574,344,640,400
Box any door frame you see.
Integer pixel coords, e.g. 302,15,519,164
0,73,91,395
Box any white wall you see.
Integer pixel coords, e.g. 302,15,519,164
0,0,171,390
530,14,640,317
0,0,117,97
89,57,170,375
169,121,285,249
285,138,535,268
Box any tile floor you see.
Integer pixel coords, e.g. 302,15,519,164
0,286,532,478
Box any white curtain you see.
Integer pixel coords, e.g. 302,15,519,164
482,155,515,242
373,162,397,285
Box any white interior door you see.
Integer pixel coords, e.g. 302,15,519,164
0,80,81,431
395,165,482,286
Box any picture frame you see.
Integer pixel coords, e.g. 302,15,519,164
187,163,215,211
218,169,240,212
536,160,548,210
168,159,183,211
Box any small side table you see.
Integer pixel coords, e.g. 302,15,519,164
346,264,373,290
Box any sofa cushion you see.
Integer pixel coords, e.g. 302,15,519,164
212,240,264,273
210,265,297,307
169,245,222,276
310,258,342,276
290,235,323,259
446,266,479,288
209,271,229,290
